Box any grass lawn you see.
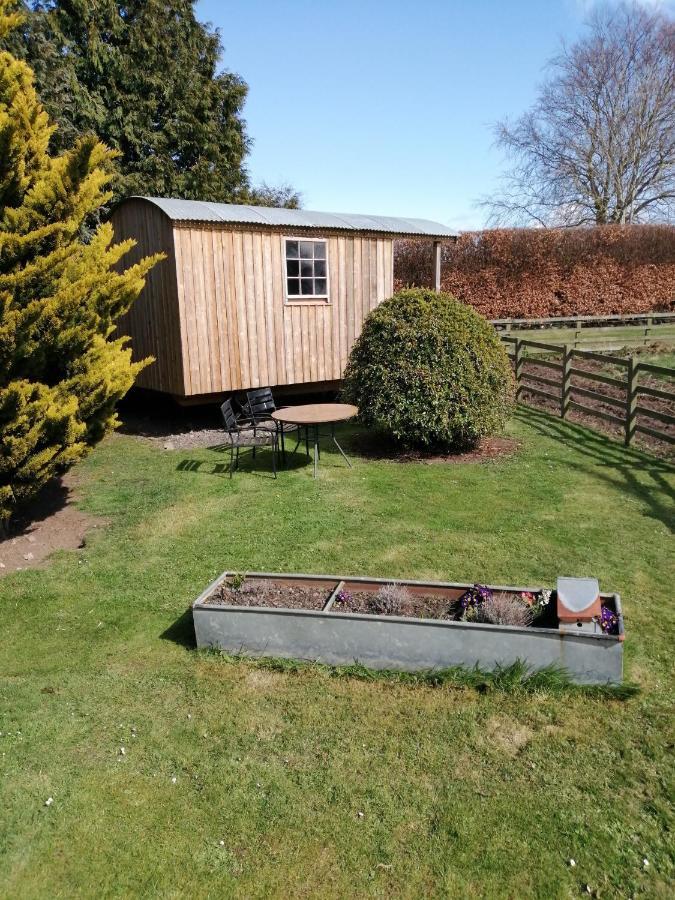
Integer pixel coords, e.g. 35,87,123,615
1,406,673,898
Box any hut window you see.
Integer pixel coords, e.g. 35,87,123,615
285,239,328,299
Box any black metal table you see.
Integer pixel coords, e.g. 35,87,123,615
271,403,358,478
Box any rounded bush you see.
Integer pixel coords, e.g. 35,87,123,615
342,288,515,451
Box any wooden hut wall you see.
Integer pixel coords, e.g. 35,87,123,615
112,202,185,394
172,225,394,395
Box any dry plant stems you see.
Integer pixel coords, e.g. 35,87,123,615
370,583,412,616
475,592,534,627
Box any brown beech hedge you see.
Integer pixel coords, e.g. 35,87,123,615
395,226,675,320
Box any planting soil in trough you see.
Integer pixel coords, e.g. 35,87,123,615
207,578,332,610
332,588,455,619
201,577,561,627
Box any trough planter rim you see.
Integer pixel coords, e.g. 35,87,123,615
192,570,624,643
199,570,550,593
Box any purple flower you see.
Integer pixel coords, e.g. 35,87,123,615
458,584,493,611
599,605,619,635
335,589,352,605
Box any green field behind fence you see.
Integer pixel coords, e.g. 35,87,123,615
493,313,675,351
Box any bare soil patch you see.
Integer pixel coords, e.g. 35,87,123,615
207,578,332,610
0,474,103,576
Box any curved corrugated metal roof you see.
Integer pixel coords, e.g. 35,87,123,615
132,197,457,238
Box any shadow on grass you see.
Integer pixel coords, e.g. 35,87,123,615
160,607,196,649
200,649,639,700
175,440,352,478
175,446,280,479
516,406,675,534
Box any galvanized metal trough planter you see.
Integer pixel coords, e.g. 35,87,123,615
192,572,625,685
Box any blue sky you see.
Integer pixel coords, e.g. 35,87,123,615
195,1,669,229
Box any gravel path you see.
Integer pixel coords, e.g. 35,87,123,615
119,409,271,450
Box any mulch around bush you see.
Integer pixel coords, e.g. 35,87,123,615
207,578,332,610
350,434,519,464
332,591,456,620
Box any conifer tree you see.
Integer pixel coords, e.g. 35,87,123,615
5,1,252,204
0,0,161,528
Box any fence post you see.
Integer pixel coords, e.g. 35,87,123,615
561,344,571,419
625,356,638,446
514,338,522,401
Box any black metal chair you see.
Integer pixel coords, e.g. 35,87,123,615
220,398,277,478
244,387,302,462
243,387,276,424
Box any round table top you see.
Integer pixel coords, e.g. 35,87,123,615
271,403,358,426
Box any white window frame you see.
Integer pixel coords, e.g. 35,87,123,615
283,236,330,303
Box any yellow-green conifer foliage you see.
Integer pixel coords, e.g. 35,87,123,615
0,0,162,527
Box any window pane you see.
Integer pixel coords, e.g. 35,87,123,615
286,259,299,277
286,241,299,259
300,259,313,277
287,278,300,296
300,278,314,295
314,259,326,278
299,241,314,259
314,278,327,295
313,242,326,259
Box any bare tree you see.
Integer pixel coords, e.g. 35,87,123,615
484,3,675,226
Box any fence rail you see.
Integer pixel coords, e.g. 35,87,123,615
492,311,675,350
492,312,675,327
503,337,675,447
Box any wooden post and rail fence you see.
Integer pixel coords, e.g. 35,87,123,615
503,336,675,448
491,310,675,351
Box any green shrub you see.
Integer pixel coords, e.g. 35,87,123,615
342,288,515,450
0,2,161,530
